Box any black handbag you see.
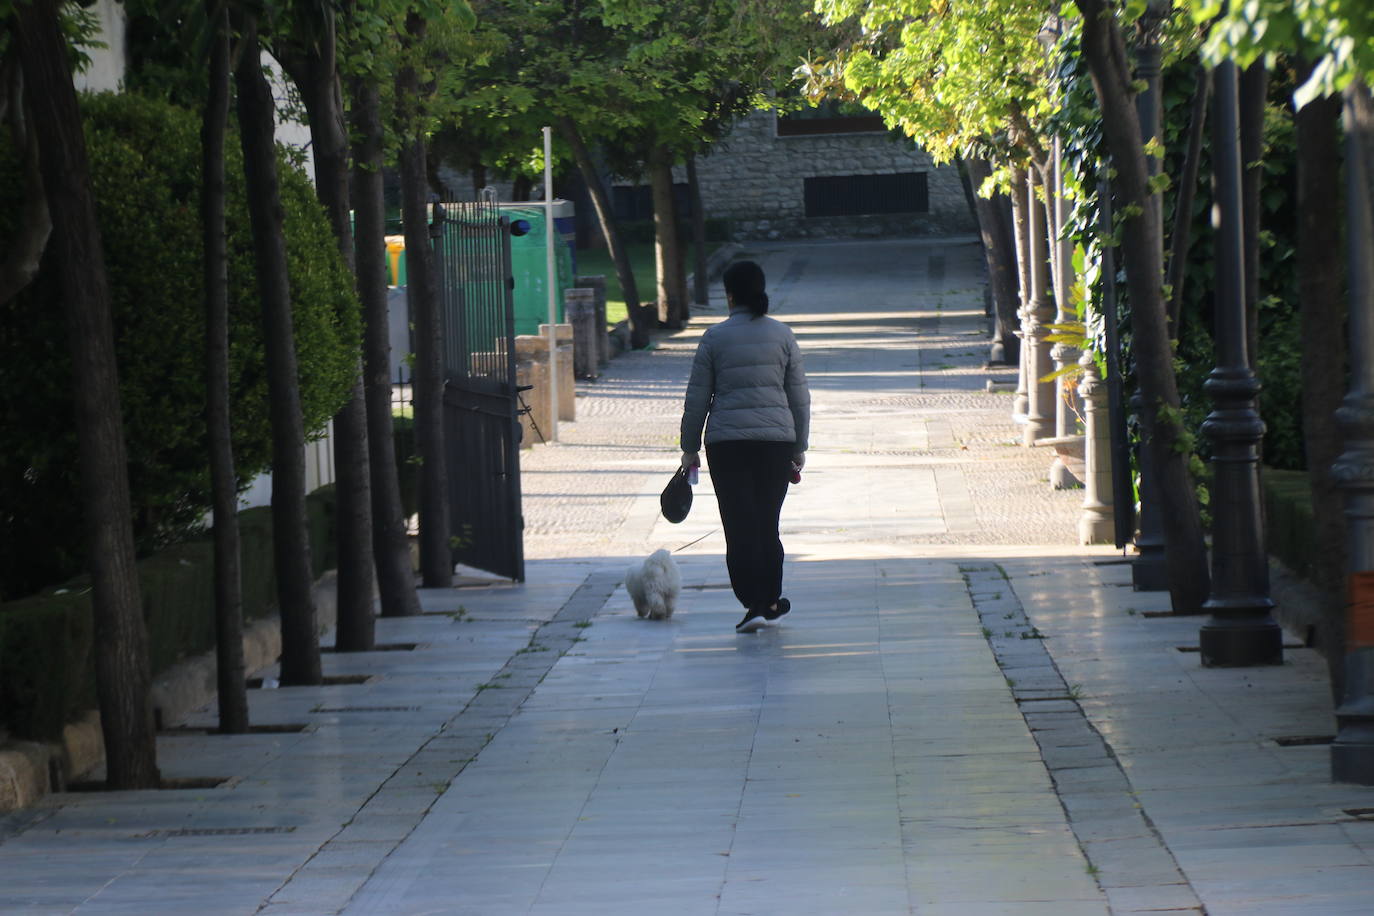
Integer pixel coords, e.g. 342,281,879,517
660,466,692,523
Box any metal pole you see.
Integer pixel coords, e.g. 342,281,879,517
543,126,558,443
1049,137,1081,488
1011,171,1031,423
1197,58,1282,667
1130,3,1168,590
1023,169,1054,445
1332,81,1374,783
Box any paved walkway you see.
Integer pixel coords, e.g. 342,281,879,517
2,238,1372,914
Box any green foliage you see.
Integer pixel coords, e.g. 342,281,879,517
0,92,360,599
1166,72,1304,473
0,590,95,741
433,0,819,184
1263,468,1316,579
1188,0,1374,107
810,0,1057,166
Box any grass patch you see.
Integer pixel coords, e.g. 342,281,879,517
576,241,721,329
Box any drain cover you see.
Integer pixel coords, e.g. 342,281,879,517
143,826,297,838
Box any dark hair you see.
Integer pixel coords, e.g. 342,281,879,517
723,260,769,317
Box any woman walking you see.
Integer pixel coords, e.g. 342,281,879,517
679,260,810,633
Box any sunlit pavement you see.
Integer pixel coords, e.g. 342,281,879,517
1,237,1369,914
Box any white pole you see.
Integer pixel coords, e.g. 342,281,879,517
543,126,559,442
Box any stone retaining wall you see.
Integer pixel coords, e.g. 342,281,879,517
672,111,976,240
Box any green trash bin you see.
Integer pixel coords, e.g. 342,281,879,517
503,202,575,336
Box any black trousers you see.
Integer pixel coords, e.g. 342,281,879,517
705,440,793,610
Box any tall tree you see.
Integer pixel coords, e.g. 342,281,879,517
444,0,658,346
1074,0,1210,612
1164,65,1211,334
648,143,686,327
1295,79,1347,690
810,0,1054,365
233,9,322,684
600,0,818,327
275,1,377,650
9,0,160,785
396,6,451,588
558,114,653,347
966,156,1020,365
202,0,250,731
351,72,422,617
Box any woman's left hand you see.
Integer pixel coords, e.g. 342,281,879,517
680,451,700,470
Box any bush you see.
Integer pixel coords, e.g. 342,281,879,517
0,487,337,741
1263,469,1315,581
0,92,360,600
0,591,96,741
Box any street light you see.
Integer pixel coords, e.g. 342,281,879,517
1197,58,1282,668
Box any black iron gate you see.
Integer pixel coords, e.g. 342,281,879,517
433,198,524,581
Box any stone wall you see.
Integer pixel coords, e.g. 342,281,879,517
667,110,976,241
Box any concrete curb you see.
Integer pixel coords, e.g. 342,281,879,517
0,570,340,811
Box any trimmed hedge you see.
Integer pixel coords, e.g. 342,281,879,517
0,92,360,599
0,592,95,741
0,486,336,741
1263,468,1314,581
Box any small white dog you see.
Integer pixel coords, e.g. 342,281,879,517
625,549,681,620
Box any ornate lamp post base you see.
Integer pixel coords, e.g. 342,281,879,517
1199,613,1283,667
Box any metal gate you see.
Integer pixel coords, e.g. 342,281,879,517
433,198,525,581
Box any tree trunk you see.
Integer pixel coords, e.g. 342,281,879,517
1009,166,1031,419
1295,78,1347,694
966,157,1020,366
351,77,421,618
13,0,160,786
649,146,686,328
233,18,322,684
280,18,377,651
558,116,651,348
687,154,709,306
202,0,248,733
1076,0,1210,614
0,64,51,308
397,11,451,588
1240,62,1267,365
1165,66,1211,335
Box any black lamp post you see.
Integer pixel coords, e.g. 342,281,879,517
1332,83,1374,783
1197,58,1283,668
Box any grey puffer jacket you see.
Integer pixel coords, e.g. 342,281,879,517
680,309,810,453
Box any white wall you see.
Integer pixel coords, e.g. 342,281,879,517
73,0,126,93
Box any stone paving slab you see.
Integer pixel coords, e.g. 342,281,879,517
2,237,1371,913
345,556,1104,915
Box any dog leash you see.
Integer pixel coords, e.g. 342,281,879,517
673,529,718,553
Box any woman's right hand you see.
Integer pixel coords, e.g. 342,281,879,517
792,453,806,471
